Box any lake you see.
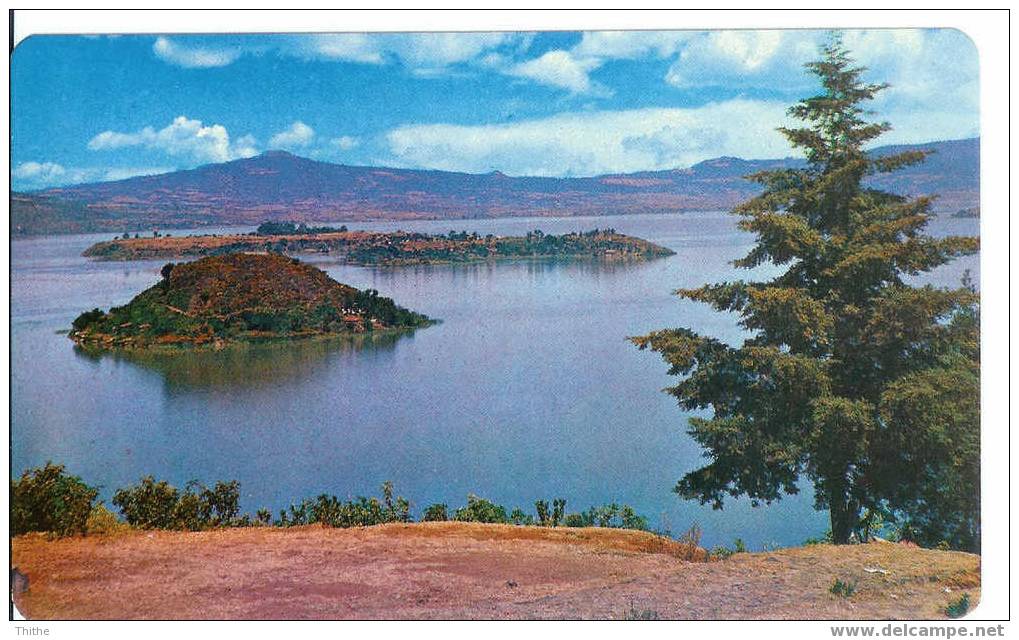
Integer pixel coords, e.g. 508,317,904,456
10,211,979,548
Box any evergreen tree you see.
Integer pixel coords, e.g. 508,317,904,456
632,35,979,546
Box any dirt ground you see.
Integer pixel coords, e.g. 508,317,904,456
11,522,980,620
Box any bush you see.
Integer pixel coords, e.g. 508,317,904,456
830,578,857,598
11,462,100,536
709,537,748,560
276,482,410,528
562,503,649,531
112,476,180,529
803,529,834,545
112,476,243,530
85,504,131,535
946,594,970,619
422,503,450,522
509,508,534,526
454,494,509,524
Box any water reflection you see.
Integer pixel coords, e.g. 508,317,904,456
72,332,408,393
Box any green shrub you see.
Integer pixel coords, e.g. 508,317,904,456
198,480,241,525
803,529,833,545
454,494,509,524
112,476,181,529
11,462,100,536
509,508,534,526
830,578,857,598
564,512,586,527
85,504,131,535
710,537,751,560
422,503,450,522
112,476,243,530
276,482,411,528
946,594,970,618
562,503,649,531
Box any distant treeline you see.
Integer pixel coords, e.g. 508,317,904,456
254,221,348,235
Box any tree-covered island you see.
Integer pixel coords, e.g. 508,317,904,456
70,253,433,349
82,225,676,265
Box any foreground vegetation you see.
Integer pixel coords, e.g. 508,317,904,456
11,462,654,537
69,253,432,349
82,226,676,265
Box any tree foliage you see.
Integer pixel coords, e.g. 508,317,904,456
11,462,99,536
632,35,979,549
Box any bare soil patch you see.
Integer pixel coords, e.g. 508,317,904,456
11,522,979,620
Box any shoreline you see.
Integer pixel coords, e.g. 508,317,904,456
68,321,437,354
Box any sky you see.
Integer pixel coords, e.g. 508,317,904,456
11,28,979,190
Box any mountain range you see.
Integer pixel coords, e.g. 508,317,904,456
11,138,978,237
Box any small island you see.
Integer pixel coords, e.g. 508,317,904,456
82,223,676,265
69,253,433,349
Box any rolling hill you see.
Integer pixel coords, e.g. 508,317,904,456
11,138,978,237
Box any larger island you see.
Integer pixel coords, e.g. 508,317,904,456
82,223,676,265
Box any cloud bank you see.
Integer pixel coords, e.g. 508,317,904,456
386,100,796,177
13,162,172,190
88,116,258,163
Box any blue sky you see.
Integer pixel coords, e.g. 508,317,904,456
12,29,978,190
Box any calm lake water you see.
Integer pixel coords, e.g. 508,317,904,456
10,211,979,548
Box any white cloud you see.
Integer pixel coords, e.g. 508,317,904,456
658,29,978,141
268,121,315,149
507,50,603,94
153,36,241,68
154,32,527,74
300,34,385,64
386,100,796,177
392,32,521,70
571,31,690,60
331,136,360,151
13,162,171,189
231,134,260,158
88,116,256,163
844,29,978,122
665,30,814,89
662,29,977,111
14,161,66,182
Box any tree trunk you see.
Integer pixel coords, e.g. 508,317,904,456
828,483,857,544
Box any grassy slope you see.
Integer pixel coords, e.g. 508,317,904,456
12,522,979,620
